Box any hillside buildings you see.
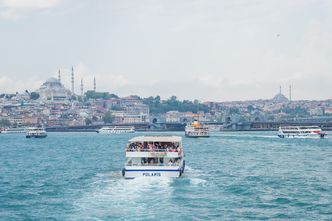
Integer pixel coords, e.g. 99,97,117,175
1,78,332,129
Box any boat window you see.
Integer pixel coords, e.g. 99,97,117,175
125,156,181,166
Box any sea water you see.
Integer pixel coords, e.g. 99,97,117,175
0,131,331,220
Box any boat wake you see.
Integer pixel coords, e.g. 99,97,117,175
184,166,207,186
72,171,175,220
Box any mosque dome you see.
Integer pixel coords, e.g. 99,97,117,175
46,77,60,84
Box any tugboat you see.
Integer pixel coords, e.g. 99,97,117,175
122,136,185,178
26,127,47,138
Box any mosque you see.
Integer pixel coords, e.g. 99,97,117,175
37,77,72,100
37,69,73,101
36,68,94,101
271,86,290,103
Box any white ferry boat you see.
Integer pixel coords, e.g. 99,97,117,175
0,127,26,134
26,127,47,138
278,126,326,138
122,136,185,178
97,126,135,134
185,120,209,138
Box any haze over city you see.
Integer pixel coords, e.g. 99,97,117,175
1,0,332,101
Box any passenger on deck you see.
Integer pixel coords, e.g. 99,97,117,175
148,143,155,152
143,142,148,152
155,142,162,151
148,158,155,165
177,146,182,154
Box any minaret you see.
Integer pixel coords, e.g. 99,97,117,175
93,77,96,92
289,85,292,101
80,79,84,98
58,69,61,83
71,67,74,94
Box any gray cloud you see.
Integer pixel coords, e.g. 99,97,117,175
0,0,331,101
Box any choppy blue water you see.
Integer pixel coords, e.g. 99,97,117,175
0,131,332,220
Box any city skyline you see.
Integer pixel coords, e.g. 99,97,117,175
1,0,332,101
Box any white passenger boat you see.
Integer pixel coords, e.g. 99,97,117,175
278,126,326,138
0,127,26,134
122,136,185,178
185,120,209,138
26,127,47,138
97,126,135,134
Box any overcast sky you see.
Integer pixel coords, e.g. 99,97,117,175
0,0,331,101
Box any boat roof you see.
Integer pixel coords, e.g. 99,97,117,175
128,136,182,143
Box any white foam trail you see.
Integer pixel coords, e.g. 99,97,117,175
73,171,174,219
185,166,207,186
190,178,207,186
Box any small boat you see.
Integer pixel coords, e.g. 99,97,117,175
278,126,326,138
185,120,209,138
122,136,185,178
26,127,47,138
97,126,135,134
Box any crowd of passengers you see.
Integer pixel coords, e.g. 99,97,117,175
127,142,180,152
127,157,181,166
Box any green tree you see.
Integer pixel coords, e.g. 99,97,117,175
143,95,209,113
0,119,11,127
103,111,113,124
229,107,240,115
85,90,119,99
85,118,92,125
247,105,254,113
30,92,40,100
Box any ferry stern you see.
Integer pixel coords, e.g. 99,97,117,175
122,136,185,179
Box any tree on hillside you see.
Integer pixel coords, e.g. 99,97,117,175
85,90,119,100
143,95,209,113
30,92,40,100
85,118,92,125
0,119,11,127
103,111,113,124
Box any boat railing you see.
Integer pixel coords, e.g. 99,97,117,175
126,162,181,167
126,148,181,153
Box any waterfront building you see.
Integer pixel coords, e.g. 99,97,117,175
324,107,332,115
309,107,324,116
165,111,199,123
